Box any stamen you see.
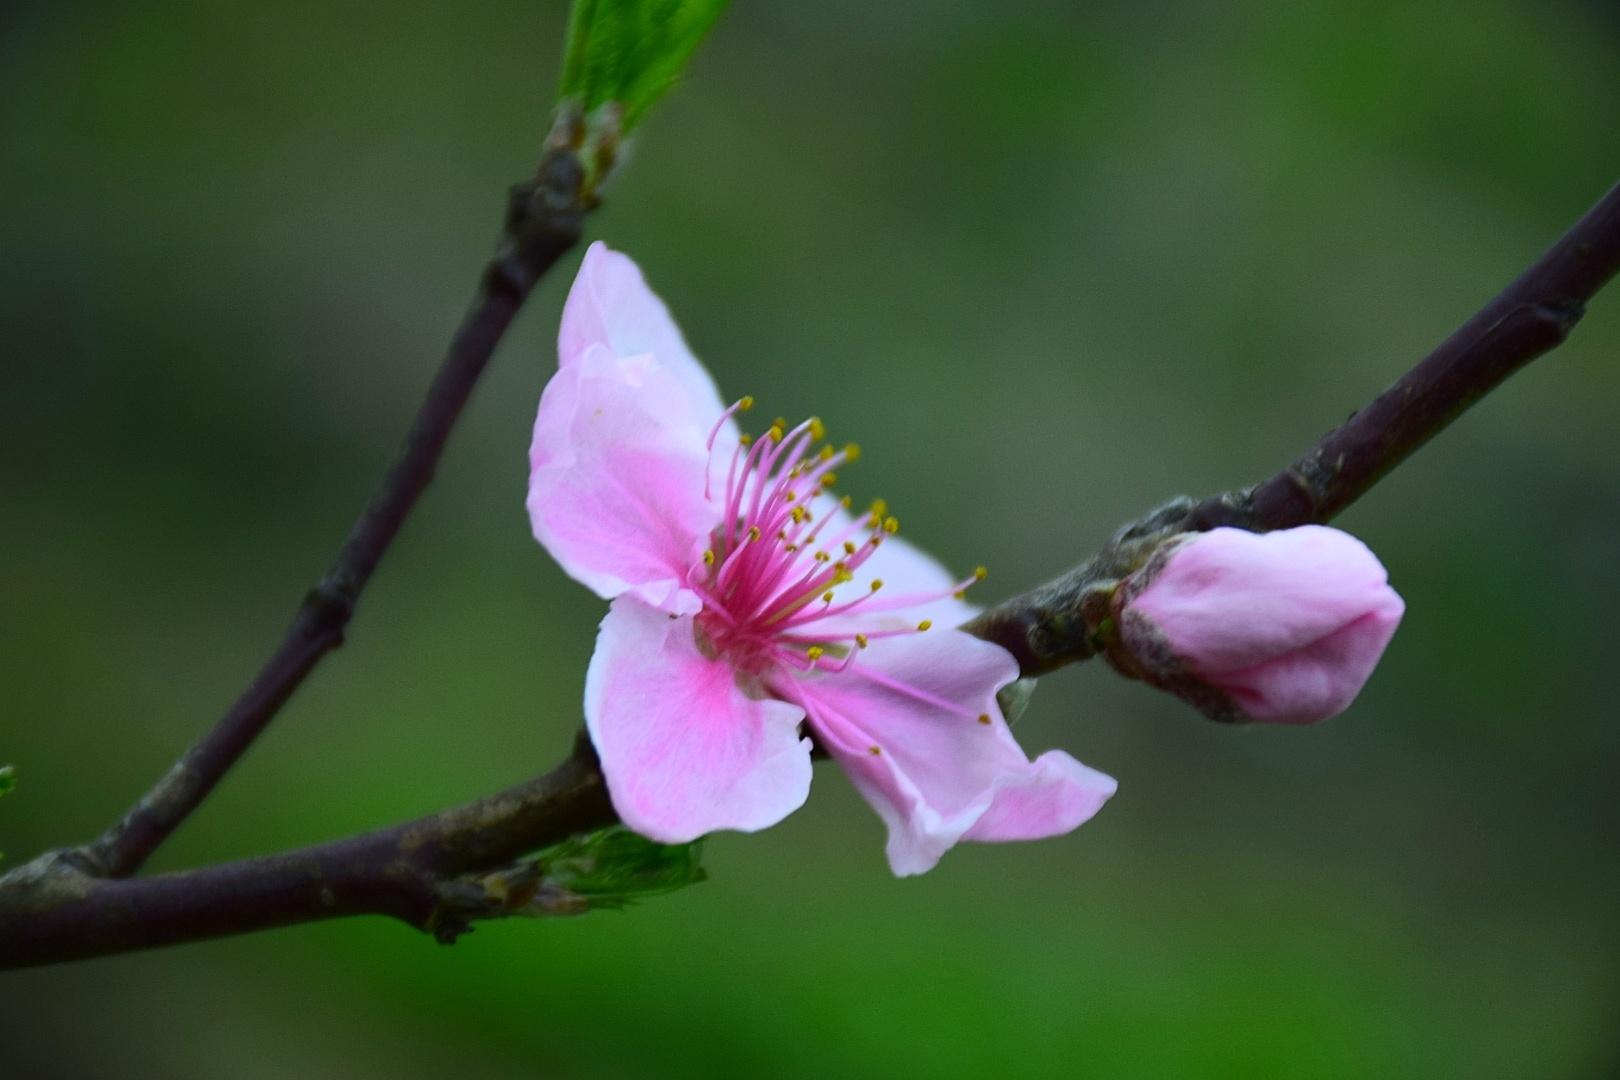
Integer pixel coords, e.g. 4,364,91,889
695,398,987,690
705,396,752,501
707,396,753,451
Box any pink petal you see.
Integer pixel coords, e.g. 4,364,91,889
585,597,813,843
1220,603,1405,723
560,242,729,426
1131,526,1397,672
780,629,1115,876
528,344,723,614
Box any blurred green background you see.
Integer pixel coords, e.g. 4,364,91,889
4,1,1619,1076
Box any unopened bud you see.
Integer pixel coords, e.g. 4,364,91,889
1109,526,1404,724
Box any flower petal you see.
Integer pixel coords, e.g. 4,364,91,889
560,242,728,424
779,629,1115,875
528,344,723,613
585,597,813,843
1130,526,1397,673
1219,603,1405,723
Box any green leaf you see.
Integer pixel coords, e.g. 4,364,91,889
560,0,729,130
536,825,707,911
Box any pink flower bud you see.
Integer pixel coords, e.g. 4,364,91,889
1111,525,1404,724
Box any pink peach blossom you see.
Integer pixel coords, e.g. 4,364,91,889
528,242,1116,875
1114,526,1404,724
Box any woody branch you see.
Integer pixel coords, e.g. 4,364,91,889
2,179,1615,972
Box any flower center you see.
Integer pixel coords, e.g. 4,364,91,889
684,398,986,676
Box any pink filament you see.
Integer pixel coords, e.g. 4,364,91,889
688,402,982,680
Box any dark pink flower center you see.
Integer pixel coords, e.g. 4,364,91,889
684,400,984,677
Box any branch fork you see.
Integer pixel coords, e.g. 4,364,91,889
3,171,1617,970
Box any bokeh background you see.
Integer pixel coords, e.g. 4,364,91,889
4,1,1619,1076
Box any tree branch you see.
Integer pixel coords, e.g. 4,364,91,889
6,181,1617,971
81,134,590,879
0,735,615,969
965,179,1620,675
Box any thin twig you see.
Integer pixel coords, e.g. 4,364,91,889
82,138,589,878
965,179,1620,676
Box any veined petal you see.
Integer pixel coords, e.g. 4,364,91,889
780,629,1115,876
560,242,729,426
585,597,813,843
528,344,721,613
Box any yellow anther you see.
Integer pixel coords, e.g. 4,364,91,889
953,590,965,600
768,424,785,443
791,506,808,524
806,646,825,661
869,498,888,517
916,619,933,631
702,550,715,566
747,525,761,542
739,432,753,446
842,442,861,463
855,633,869,649
868,745,882,756
809,416,826,442
870,579,884,592
818,445,835,462
974,565,988,580
840,495,852,508
776,529,788,540
737,395,755,412
814,551,830,563
977,713,992,725
843,541,857,555
773,416,788,431
820,472,837,487
785,544,799,553
822,591,834,602
785,491,796,502
833,569,853,584
883,516,900,535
